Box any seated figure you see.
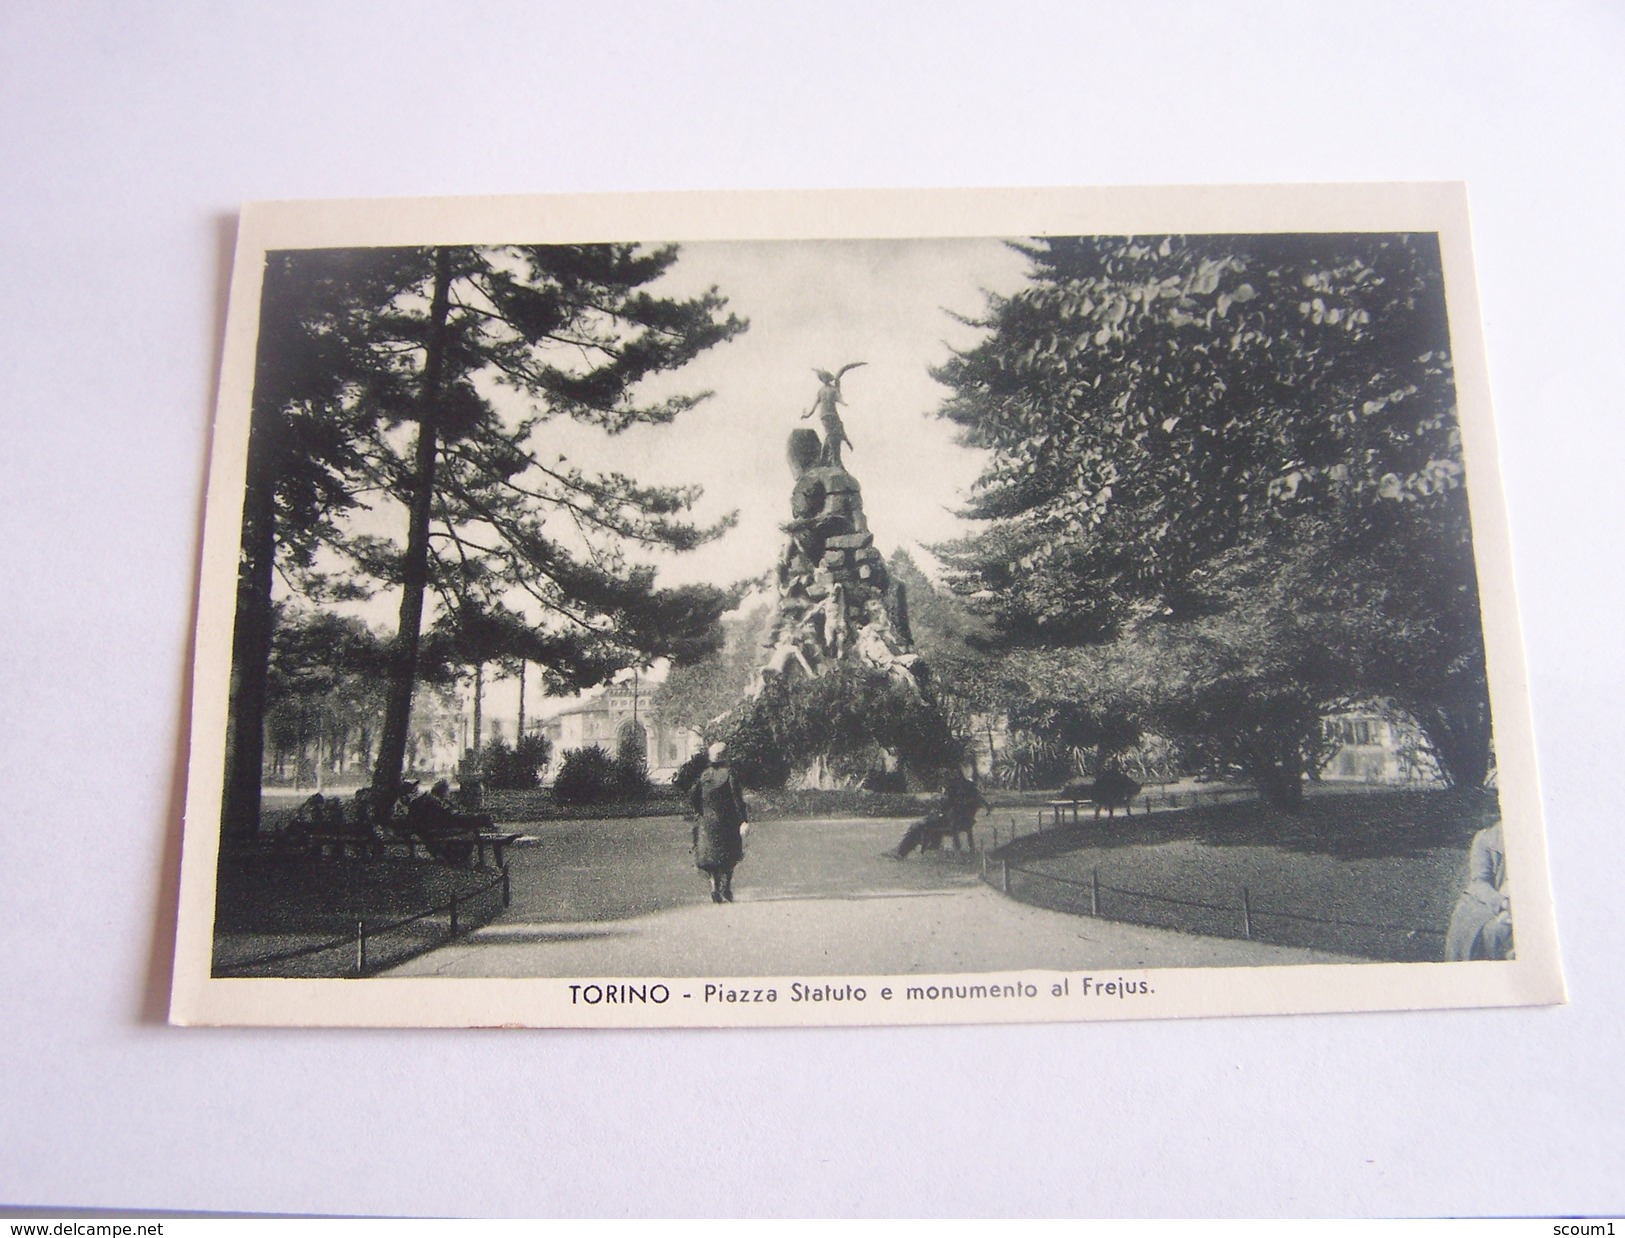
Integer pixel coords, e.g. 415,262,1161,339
751,631,817,696
852,621,922,695
403,780,493,864
281,792,328,840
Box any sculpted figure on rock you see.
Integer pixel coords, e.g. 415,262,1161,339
801,362,864,468
760,368,922,697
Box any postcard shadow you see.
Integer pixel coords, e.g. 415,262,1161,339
139,211,239,1025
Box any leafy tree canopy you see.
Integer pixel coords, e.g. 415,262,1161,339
934,232,1466,636
249,249,421,577
653,601,771,734
226,241,750,827
335,243,748,665
932,232,1491,797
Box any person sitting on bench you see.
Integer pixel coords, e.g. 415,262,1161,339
895,769,989,857
404,780,493,864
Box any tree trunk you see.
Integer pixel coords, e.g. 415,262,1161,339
372,248,454,795
1235,724,1307,812
1419,696,1493,791
219,415,280,837
517,660,526,741
472,662,484,750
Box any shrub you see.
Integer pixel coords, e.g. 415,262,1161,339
551,745,617,805
861,767,909,793
611,724,651,801
478,734,554,791
672,751,710,794
719,665,965,790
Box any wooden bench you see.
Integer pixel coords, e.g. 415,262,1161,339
1046,799,1091,827
1045,796,1140,826
392,829,524,868
465,831,523,868
280,829,389,862
292,829,524,868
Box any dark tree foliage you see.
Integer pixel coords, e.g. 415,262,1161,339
261,606,392,783
222,241,747,834
223,249,418,832
1015,531,1380,807
352,244,748,797
719,666,964,791
653,601,771,734
934,233,1489,803
550,745,618,806
885,552,995,702
260,606,468,787
611,720,652,801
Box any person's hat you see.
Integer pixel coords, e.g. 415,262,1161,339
708,741,728,762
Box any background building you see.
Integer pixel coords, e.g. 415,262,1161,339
539,681,703,784
1319,708,1445,785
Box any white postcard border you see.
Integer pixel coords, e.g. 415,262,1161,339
170,183,1565,1028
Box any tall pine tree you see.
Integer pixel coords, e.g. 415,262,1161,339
223,248,414,835
225,242,746,830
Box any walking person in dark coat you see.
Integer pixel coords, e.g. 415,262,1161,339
689,741,750,903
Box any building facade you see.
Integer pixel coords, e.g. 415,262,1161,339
1319,708,1444,785
538,682,704,784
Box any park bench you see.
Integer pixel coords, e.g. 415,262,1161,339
462,830,524,868
1046,799,1095,827
275,788,531,865
382,828,525,868
1044,796,1135,827
1048,773,1145,827
276,827,381,862
292,828,525,868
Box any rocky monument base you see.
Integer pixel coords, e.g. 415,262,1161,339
755,426,923,701
716,372,958,790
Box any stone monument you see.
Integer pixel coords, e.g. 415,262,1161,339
754,369,923,698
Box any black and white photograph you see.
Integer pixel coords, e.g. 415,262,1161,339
169,186,1561,1028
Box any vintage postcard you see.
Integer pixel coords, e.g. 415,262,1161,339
169,184,1564,1027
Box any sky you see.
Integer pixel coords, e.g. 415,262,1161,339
535,236,1035,588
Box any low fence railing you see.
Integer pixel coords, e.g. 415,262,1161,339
214,867,510,978
977,841,1447,962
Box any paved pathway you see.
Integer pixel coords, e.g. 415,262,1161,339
386,815,1356,978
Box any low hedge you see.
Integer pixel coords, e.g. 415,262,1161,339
480,786,932,823
480,787,685,823
745,788,933,820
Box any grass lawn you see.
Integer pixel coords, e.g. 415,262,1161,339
994,786,1501,962
212,849,509,977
